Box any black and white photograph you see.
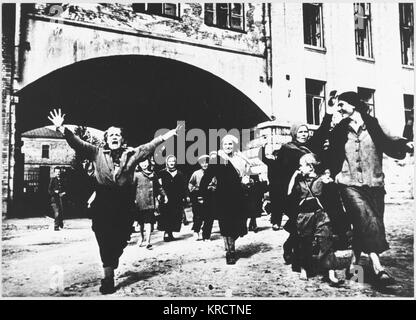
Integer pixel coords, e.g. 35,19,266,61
1,1,414,301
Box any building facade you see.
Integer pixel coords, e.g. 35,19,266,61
2,2,414,215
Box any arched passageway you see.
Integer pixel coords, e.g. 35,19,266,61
13,55,269,216
17,55,269,143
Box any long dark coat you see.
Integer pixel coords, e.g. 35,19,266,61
158,169,187,233
200,155,247,238
268,114,333,226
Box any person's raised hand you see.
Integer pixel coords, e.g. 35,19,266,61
162,122,184,141
406,141,414,153
48,109,66,129
327,90,338,115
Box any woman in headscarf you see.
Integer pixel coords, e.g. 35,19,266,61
270,114,333,267
200,134,252,265
158,155,187,242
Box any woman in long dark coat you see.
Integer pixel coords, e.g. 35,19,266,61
271,115,333,266
158,155,187,241
200,134,251,265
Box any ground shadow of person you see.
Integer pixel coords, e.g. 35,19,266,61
235,242,274,261
115,268,167,290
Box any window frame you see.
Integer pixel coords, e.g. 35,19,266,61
132,3,181,20
41,144,50,159
204,3,246,33
305,78,327,126
357,86,376,117
303,3,325,49
399,3,414,66
354,3,374,59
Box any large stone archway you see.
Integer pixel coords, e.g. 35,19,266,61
7,54,270,216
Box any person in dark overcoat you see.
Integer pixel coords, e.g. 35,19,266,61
264,115,332,266
133,158,167,249
48,166,66,231
200,134,251,265
48,109,180,294
158,155,187,241
243,173,267,232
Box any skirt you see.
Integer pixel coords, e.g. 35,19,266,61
339,185,389,254
90,186,135,269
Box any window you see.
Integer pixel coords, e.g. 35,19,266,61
399,3,414,66
403,94,414,140
305,79,326,125
303,3,324,48
132,3,180,19
357,87,375,116
354,3,373,58
204,3,245,31
42,145,50,159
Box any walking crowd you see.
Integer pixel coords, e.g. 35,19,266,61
47,89,413,295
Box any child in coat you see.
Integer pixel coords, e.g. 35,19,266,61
288,153,342,286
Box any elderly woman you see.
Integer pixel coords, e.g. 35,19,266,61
158,155,187,242
200,134,251,264
48,109,180,294
133,158,167,249
325,91,414,284
262,115,333,267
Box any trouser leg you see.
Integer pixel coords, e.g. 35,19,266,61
191,204,203,233
51,200,62,228
202,218,214,240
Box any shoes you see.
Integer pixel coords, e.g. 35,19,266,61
146,244,153,250
226,252,236,265
283,252,292,265
164,234,175,242
99,278,116,295
54,226,60,231
375,270,395,286
272,224,281,231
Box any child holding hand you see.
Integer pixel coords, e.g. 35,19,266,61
288,153,342,286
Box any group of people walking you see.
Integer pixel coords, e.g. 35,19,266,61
47,89,413,294
260,91,413,286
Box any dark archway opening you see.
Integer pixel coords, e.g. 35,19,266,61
14,55,269,217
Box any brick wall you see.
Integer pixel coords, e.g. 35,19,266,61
2,4,15,216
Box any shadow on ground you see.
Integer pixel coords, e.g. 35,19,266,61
237,242,274,259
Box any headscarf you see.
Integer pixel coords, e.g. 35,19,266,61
290,123,309,143
286,123,312,153
221,134,239,146
165,155,177,172
338,91,369,114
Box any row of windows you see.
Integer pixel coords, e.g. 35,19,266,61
131,3,414,66
132,3,245,32
305,78,413,127
304,3,414,66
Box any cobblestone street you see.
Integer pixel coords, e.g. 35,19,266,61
2,200,413,298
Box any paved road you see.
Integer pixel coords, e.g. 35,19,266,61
2,202,414,298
